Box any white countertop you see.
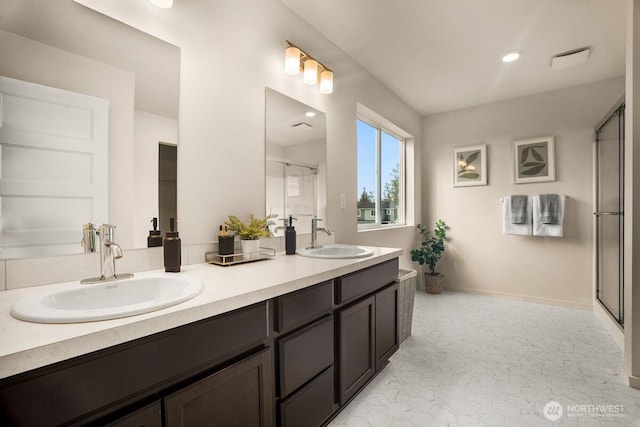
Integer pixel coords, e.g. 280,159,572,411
0,246,401,379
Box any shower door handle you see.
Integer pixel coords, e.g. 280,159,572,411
593,211,623,216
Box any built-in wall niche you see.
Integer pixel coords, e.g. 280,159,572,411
0,1,180,258
265,88,327,236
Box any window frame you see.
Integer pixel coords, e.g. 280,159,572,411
356,115,406,230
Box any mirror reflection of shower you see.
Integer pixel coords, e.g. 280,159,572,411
266,160,318,237
265,88,327,235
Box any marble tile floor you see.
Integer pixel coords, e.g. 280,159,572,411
329,291,640,426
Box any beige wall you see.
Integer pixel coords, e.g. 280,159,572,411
423,77,624,308
73,0,423,268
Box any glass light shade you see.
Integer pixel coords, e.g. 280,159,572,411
319,70,334,94
303,60,318,85
150,0,173,8
285,47,301,75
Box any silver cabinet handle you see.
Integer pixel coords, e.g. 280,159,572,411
593,212,623,215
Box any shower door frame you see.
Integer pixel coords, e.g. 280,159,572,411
594,97,625,326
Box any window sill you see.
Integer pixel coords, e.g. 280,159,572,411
357,224,413,233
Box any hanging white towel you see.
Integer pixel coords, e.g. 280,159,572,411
532,195,565,237
502,196,532,235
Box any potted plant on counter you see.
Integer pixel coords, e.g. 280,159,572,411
225,214,276,254
410,219,448,294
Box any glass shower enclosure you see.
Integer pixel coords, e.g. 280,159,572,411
266,160,318,236
594,99,625,326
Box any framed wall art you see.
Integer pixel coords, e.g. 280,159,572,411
513,136,555,184
453,144,487,187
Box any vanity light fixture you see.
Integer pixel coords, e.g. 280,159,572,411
319,70,334,94
285,46,301,75
501,50,522,63
284,40,334,94
304,59,319,85
150,0,173,8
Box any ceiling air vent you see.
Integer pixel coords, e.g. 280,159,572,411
291,122,313,128
551,47,590,70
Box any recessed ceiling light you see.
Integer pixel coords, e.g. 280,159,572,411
149,0,173,8
305,111,316,117
502,50,522,63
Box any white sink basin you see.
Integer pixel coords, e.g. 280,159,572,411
296,244,374,259
11,275,204,324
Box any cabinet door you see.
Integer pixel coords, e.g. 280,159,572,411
338,295,375,405
164,347,273,427
375,283,399,371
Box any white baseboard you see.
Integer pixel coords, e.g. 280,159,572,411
628,374,640,389
593,300,624,351
445,286,593,310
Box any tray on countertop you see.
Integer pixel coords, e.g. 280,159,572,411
205,248,276,266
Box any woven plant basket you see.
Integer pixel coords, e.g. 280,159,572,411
424,273,443,294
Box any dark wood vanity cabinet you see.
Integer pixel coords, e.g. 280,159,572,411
337,282,399,405
337,259,399,406
0,257,399,427
0,302,271,427
274,282,336,427
276,258,399,423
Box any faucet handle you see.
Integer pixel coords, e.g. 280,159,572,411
99,224,116,242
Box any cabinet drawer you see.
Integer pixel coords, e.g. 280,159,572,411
280,366,335,427
279,315,334,398
336,258,398,304
276,280,333,332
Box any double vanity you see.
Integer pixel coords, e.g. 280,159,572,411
0,246,402,426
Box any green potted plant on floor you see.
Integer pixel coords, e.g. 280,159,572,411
410,219,448,294
225,214,276,254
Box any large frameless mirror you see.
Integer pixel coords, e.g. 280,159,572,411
265,88,326,235
0,1,180,258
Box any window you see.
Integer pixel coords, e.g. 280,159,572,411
357,112,406,229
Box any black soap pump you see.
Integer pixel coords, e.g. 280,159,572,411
164,218,181,272
147,217,163,247
285,215,297,255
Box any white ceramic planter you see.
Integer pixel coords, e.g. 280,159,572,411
240,239,261,255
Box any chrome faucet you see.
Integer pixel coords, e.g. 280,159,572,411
81,224,133,284
309,217,332,249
